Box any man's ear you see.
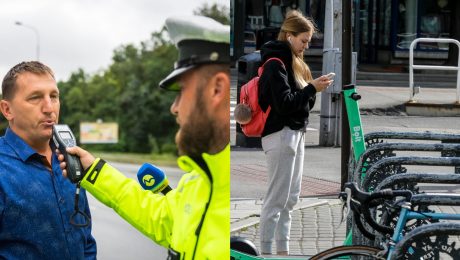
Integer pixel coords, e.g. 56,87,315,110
0,100,13,121
209,72,230,107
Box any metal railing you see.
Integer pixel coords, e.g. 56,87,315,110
409,38,460,103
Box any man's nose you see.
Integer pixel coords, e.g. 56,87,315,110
42,96,54,113
170,95,179,116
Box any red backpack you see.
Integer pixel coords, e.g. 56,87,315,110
237,57,284,137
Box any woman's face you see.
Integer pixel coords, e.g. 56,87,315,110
288,31,312,57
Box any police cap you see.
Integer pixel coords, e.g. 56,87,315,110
159,15,230,90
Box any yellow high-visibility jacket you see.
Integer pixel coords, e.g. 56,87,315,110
81,145,230,259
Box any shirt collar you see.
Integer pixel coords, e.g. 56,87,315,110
5,127,42,162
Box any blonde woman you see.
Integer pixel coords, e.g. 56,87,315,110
258,10,332,255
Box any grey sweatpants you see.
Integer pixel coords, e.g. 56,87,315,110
259,126,305,254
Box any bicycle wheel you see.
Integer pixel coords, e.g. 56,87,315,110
309,245,383,260
390,222,460,260
230,236,259,256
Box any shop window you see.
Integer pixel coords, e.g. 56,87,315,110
396,0,451,51
241,0,325,53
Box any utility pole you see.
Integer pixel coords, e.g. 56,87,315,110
15,21,40,61
341,0,352,189
319,0,342,147
319,0,355,188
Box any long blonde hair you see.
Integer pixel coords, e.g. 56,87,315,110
277,10,316,88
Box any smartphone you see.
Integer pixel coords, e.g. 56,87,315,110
325,72,335,80
53,124,84,183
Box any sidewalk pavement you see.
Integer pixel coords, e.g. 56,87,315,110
230,85,460,256
231,198,346,256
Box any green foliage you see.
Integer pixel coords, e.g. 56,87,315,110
58,29,179,154
194,3,230,25
0,111,6,136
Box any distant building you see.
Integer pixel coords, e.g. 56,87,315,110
231,0,458,69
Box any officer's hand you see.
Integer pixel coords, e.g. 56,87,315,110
310,75,333,92
56,146,96,178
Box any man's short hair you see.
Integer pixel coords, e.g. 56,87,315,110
196,63,230,84
2,61,55,100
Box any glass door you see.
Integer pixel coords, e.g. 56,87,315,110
357,0,392,63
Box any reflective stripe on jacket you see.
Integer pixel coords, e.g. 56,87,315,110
81,145,230,259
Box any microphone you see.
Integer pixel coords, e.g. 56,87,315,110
137,163,172,195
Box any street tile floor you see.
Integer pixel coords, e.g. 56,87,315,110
231,199,346,256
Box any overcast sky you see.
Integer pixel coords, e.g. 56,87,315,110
0,0,229,84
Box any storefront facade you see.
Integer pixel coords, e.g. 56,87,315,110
231,0,457,66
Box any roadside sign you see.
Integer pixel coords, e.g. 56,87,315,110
80,122,118,144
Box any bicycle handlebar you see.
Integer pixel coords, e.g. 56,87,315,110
341,182,413,235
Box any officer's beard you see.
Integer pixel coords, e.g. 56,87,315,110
176,88,218,158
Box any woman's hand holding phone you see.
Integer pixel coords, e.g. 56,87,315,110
311,72,334,92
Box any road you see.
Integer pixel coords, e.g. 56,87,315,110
86,162,182,259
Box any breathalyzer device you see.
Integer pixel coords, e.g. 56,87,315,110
53,124,90,227
52,124,83,183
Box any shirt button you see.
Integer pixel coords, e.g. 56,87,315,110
59,198,65,204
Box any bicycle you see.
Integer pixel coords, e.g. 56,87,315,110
314,182,460,259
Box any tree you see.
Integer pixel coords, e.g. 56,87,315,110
194,3,230,25
0,104,6,135
58,29,178,154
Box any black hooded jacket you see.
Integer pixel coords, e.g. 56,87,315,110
258,40,317,137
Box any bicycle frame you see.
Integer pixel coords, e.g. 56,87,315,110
386,204,460,258
230,249,262,260
230,206,460,260
230,249,299,260
342,84,366,246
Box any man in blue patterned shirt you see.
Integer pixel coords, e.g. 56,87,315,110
0,61,96,259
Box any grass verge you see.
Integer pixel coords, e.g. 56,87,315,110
88,150,178,167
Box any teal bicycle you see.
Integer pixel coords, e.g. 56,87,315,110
312,182,460,259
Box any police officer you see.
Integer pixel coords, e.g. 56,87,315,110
59,15,230,259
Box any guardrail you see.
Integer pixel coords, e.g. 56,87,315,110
409,38,460,104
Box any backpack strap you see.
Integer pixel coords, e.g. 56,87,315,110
258,57,285,76
242,82,250,105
